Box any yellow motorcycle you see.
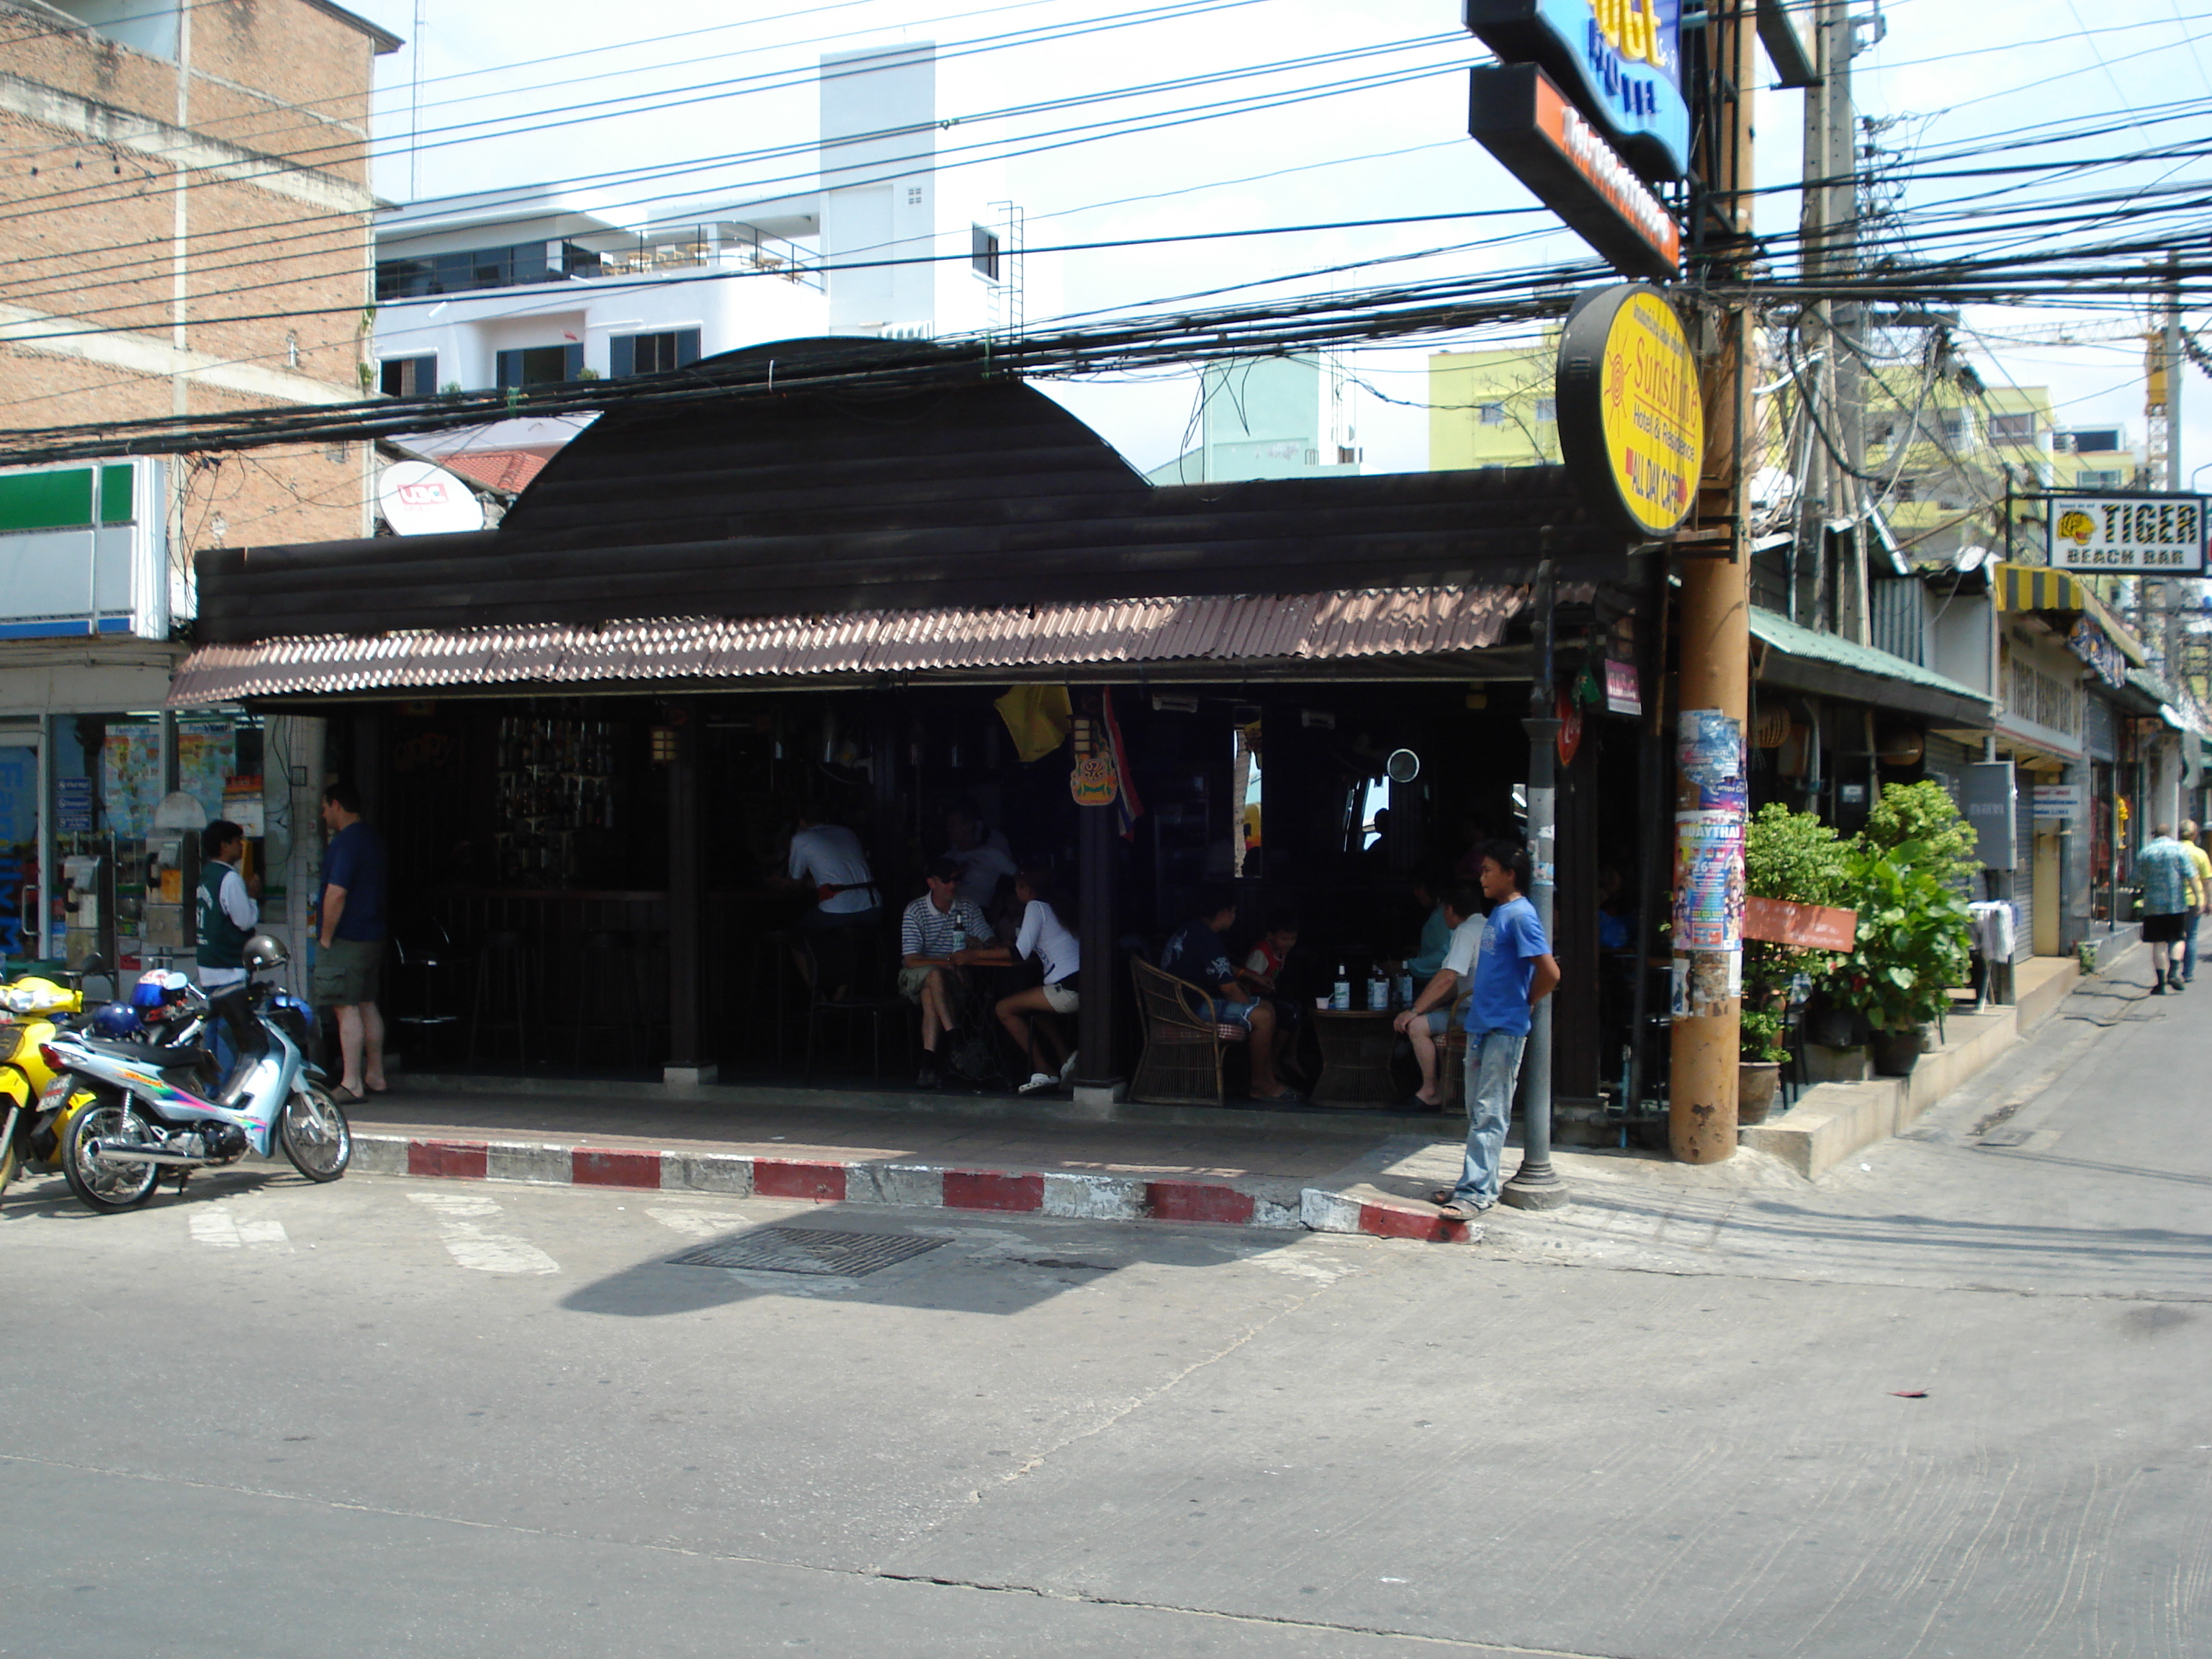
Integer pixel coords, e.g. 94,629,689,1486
0,975,93,1200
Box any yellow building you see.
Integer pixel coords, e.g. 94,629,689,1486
1427,341,1559,469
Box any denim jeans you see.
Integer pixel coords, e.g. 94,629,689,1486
1454,1029,1527,1208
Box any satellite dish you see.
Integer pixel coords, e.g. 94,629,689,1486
1385,748,1421,783
377,460,485,536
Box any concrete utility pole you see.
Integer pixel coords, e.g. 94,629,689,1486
1669,0,1758,1164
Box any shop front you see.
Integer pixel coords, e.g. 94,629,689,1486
172,342,1658,1110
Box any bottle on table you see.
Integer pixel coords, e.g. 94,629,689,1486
1331,964,1350,1010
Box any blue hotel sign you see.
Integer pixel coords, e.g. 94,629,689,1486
1466,0,1690,181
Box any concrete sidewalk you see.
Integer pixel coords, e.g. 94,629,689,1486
354,948,2120,1246
348,1074,1815,1247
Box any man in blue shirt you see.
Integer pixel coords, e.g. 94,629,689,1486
314,783,388,1100
1433,841,1559,1219
2136,823,2200,995
1160,888,1291,1101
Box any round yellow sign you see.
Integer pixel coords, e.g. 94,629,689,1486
1556,284,1704,539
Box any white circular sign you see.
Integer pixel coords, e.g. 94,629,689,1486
377,460,485,536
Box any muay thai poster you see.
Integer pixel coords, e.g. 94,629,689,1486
1673,810,1745,953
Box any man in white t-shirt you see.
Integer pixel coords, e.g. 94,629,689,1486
1390,884,1483,1110
945,801,1017,913
786,808,879,930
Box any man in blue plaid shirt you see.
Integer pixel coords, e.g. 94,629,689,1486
2135,824,2201,996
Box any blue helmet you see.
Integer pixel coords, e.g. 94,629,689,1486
91,1001,143,1038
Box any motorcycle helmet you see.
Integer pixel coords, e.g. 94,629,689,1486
129,974,169,1012
91,1001,143,1038
243,933,289,972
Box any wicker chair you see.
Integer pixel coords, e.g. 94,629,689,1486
1130,958,1249,1105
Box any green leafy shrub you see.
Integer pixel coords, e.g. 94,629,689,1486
1821,841,1974,1031
1861,779,1979,888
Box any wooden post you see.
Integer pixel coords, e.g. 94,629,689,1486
1669,0,1756,1164
1074,695,1121,1097
664,712,708,1082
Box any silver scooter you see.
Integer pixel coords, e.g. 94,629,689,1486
44,934,351,1213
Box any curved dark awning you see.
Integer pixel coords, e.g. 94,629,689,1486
191,338,1642,647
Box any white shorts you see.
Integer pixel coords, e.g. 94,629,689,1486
1041,978,1080,1014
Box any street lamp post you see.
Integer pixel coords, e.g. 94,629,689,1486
1503,559,1568,1211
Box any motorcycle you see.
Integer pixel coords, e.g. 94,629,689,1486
1,964,243,1201
45,934,351,1213
0,973,87,1199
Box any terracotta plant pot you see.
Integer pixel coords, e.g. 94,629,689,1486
1869,1027,1923,1077
1737,1061,1781,1125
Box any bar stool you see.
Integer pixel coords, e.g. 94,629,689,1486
468,929,536,1065
392,920,462,1069
571,930,649,1066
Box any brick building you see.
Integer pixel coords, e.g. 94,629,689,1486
0,0,397,965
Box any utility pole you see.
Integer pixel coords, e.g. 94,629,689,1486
1827,1,1869,644
2155,253,2185,678
1669,0,1756,1164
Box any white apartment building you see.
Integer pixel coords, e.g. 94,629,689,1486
372,42,1017,396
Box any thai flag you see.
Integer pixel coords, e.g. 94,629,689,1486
1102,688,1145,842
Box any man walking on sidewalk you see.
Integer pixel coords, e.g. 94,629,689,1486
2180,821,2211,985
2136,823,2199,996
1432,843,1558,1220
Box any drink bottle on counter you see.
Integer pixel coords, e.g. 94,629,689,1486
1331,964,1350,1010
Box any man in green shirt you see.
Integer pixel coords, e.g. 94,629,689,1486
194,819,258,994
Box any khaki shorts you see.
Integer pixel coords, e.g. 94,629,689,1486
313,937,383,1007
1041,978,1080,1014
897,964,938,1002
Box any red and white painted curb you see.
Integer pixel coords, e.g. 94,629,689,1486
352,1133,1482,1244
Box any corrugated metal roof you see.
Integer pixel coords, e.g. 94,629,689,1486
1750,607,1990,705
167,584,1529,706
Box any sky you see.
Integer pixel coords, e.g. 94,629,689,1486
344,0,2212,482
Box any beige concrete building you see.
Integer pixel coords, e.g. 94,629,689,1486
0,0,396,965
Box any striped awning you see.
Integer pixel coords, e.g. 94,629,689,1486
1995,563,2088,611
1992,563,2149,665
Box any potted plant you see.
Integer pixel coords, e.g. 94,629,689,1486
1740,804,1853,1118
1820,783,1976,1076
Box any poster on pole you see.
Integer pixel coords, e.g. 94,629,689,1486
1673,810,1745,953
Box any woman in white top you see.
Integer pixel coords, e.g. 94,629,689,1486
955,864,1080,1094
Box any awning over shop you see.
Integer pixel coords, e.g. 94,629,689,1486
1748,607,1992,727
192,338,1643,649
168,583,1534,705
1993,562,2149,667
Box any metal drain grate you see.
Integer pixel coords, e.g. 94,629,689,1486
666,1226,948,1277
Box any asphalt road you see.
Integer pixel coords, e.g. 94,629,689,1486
4,968,2206,1658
